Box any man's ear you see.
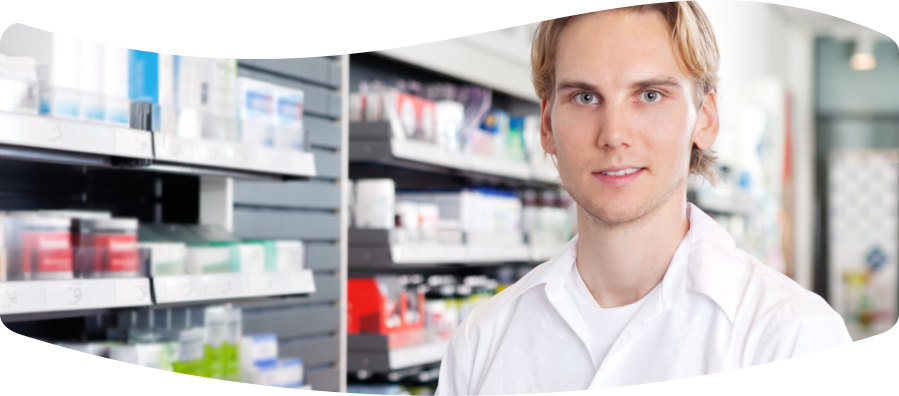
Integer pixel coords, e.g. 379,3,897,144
540,98,557,155
692,90,719,150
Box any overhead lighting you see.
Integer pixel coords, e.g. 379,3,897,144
850,36,877,71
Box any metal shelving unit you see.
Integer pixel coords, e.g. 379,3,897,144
0,55,345,392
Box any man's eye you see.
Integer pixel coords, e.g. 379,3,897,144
639,90,661,103
574,93,598,105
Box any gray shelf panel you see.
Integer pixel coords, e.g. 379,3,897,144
306,115,341,149
234,179,340,210
233,208,340,241
307,366,340,392
312,148,341,180
239,58,341,90
307,242,339,271
280,335,340,368
243,305,339,339
347,351,390,373
238,68,341,119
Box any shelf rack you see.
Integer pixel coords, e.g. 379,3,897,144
0,111,317,181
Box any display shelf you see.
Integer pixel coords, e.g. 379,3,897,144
690,190,760,216
349,229,537,268
348,333,449,374
0,277,152,316
350,122,558,188
0,112,317,180
151,269,316,305
0,111,153,161
154,134,317,179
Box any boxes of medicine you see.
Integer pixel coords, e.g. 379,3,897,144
347,276,425,335
274,86,305,151
3,214,74,281
241,334,278,368
354,179,396,229
238,77,277,147
138,242,187,276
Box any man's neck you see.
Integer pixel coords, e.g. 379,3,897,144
575,190,690,308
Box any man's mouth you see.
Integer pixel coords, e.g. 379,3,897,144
599,168,643,176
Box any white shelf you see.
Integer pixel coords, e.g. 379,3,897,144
0,277,152,315
389,138,551,183
152,269,316,304
0,111,153,160
154,134,317,178
387,340,449,370
389,243,531,265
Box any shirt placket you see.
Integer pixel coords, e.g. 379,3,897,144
587,290,667,388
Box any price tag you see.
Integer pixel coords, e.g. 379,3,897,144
206,275,233,297
115,279,152,305
46,281,86,309
0,283,20,312
0,112,25,142
288,271,315,293
249,274,276,294
115,128,153,158
166,277,197,301
24,116,63,147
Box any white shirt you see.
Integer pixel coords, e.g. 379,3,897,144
435,204,852,395
565,263,653,368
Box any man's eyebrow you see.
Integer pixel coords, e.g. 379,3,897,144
630,76,681,90
555,77,683,93
556,80,599,92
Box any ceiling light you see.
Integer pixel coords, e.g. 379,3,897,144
850,36,877,71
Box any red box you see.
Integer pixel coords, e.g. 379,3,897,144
348,276,425,335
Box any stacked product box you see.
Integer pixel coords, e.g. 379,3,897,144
237,77,306,151
347,276,426,348
241,333,306,388
0,210,145,282
137,223,304,276
109,305,242,380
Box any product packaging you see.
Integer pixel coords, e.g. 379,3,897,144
172,327,206,377
78,40,105,121
0,55,39,114
41,33,81,119
347,276,425,335
354,179,396,229
103,46,130,125
109,342,177,371
203,306,229,379
138,242,187,276
274,85,305,151
72,218,140,278
4,214,74,281
240,334,278,368
435,100,464,152
237,76,277,147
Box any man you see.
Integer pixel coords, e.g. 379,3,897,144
435,2,851,394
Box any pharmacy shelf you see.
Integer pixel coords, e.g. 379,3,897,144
0,111,317,180
154,134,317,179
348,334,449,374
689,190,760,216
151,269,316,305
350,122,558,189
349,229,540,268
0,277,153,316
0,111,153,164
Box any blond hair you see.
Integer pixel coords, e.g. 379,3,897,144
531,1,720,184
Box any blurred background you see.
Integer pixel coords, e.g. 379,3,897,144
0,1,895,394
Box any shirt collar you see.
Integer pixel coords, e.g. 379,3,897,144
520,203,745,323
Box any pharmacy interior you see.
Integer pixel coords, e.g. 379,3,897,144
0,1,896,394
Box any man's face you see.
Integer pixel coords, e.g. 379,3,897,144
542,10,718,227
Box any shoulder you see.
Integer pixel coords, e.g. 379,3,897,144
729,249,852,362
733,249,836,319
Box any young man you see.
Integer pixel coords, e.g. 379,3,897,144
435,2,851,394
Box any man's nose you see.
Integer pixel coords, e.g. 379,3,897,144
597,103,632,149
